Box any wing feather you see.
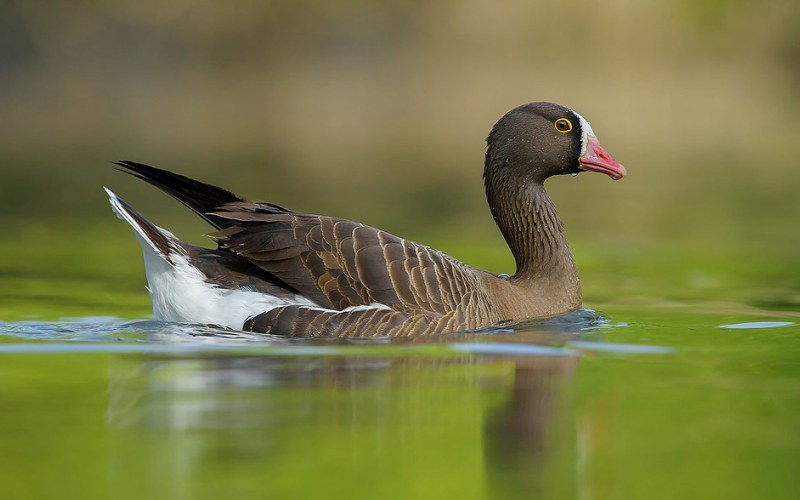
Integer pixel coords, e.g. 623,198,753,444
208,201,495,331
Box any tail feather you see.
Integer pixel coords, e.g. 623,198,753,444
105,187,177,263
113,161,242,229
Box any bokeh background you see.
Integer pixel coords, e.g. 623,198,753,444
1,0,799,317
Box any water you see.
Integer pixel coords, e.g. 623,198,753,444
1,213,799,500
2,301,799,499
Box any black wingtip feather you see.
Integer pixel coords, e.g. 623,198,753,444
113,160,243,229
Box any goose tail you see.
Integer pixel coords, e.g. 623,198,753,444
104,187,179,264
113,161,243,229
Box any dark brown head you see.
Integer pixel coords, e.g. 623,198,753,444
484,102,626,183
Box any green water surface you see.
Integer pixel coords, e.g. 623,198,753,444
0,222,798,500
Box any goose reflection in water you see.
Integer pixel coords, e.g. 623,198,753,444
105,332,589,498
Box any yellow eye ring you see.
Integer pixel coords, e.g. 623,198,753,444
554,118,573,133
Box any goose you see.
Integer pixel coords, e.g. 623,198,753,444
106,102,626,337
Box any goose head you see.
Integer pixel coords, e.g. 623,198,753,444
485,102,626,183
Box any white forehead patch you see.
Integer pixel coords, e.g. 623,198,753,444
574,112,595,156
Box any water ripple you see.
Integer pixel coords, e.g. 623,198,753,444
451,342,579,357
566,341,675,354
718,321,796,330
0,308,632,356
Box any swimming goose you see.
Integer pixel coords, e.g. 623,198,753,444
106,102,626,337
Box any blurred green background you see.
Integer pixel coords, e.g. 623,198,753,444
1,0,799,316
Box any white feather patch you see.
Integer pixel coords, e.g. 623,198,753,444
144,252,320,330
574,112,596,156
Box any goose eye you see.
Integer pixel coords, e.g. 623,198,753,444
554,118,573,133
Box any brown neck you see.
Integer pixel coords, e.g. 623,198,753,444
484,169,579,290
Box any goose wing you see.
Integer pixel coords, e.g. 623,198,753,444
209,201,489,318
